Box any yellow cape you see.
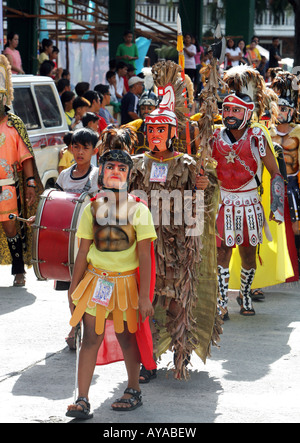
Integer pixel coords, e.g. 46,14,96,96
229,123,294,289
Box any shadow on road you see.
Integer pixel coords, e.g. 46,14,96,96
212,291,299,382
0,286,36,316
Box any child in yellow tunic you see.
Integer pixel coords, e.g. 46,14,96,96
66,127,157,420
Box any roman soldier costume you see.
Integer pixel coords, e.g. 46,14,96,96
212,66,293,317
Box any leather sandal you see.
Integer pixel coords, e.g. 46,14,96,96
66,397,93,420
111,388,143,411
139,365,157,384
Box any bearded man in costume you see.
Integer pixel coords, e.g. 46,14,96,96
212,65,288,319
270,71,300,273
130,60,221,380
0,55,43,286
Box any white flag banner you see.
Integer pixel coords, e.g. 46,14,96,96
0,0,3,52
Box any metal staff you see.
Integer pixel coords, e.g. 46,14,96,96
73,322,82,403
177,14,192,155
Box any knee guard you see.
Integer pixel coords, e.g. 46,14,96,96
217,265,230,309
6,234,25,275
240,267,256,310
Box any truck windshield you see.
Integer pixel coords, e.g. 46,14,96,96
12,87,41,130
34,84,62,128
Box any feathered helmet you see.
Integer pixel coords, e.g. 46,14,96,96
223,65,278,127
97,126,137,190
144,61,186,139
0,55,14,107
271,71,299,109
138,90,159,108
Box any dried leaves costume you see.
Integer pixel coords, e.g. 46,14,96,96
130,61,221,379
0,55,43,274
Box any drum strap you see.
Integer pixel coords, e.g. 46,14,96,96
82,178,92,193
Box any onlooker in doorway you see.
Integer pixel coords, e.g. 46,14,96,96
224,38,242,70
183,33,197,83
105,71,121,115
75,82,90,97
115,61,128,102
83,90,107,134
38,38,53,73
61,90,75,129
121,76,144,125
116,30,139,69
70,96,90,131
39,60,55,77
237,39,247,65
3,32,24,74
82,112,100,133
57,78,71,96
269,37,281,68
50,46,59,70
192,35,203,93
246,39,261,69
124,64,136,92
258,55,268,79
94,84,118,125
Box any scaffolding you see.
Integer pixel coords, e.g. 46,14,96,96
3,0,177,47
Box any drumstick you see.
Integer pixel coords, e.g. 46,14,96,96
9,213,30,223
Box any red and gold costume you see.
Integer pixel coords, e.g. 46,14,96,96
212,66,293,317
213,123,270,248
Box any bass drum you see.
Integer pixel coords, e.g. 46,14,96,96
32,189,91,281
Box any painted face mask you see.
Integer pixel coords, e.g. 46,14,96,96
98,149,133,192
277,104,294,124
144,83,178,152
222,94,255,130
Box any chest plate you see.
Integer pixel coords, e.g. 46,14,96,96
212,128,262,191
91,194,139,252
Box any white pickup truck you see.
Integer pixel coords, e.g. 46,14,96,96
10,75,69,188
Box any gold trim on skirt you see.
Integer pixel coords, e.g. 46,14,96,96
69,264,139,335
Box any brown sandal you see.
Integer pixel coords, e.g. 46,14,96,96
236,295,255,316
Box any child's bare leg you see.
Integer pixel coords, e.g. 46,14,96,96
67,313,104,413
111,323,141,409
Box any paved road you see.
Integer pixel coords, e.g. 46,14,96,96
0,265,299,424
